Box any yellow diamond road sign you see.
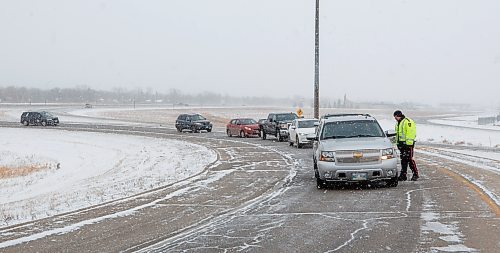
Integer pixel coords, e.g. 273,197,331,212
297,108,303,117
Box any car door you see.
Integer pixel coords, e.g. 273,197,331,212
312,121,322,160
269,114,277,135
185,116,192,129
31,113,40,124
289,120,297,142
229,119,237,135
264,115,273,134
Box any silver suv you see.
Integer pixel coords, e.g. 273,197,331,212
308,114,399,189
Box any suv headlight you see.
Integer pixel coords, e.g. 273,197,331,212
320,151,335,162
381,148,395,160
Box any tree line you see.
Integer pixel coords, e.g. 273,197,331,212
0,86,296,106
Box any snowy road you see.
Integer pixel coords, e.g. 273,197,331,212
0,122,498,252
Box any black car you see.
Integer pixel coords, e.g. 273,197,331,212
20,111,60,126
175,114,212,133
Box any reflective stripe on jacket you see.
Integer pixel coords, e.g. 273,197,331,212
395,117,416,145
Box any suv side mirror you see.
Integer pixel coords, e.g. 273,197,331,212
306,134,318,141
385,129,396,137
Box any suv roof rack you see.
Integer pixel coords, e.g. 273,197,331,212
322,113,372,119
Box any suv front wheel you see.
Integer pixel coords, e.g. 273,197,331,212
314,162,325,189
22,120,29,126
386,176,399,187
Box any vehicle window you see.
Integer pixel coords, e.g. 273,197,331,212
41,112,54,117
321,120,384,140
276,113,298,121
230,119,236,124
239,119,256,125
191,115,206,121
298,120,318,128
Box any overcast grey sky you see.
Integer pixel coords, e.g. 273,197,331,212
1,0,499,106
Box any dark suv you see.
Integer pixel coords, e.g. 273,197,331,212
20,111,60,126
261,112,298,141
175,114,212,133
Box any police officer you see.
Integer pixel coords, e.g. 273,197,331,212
394,110,419,181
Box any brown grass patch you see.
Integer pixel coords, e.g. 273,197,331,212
0,165,47,179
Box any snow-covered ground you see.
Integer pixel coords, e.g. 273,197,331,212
429,114,500,131
0,128,216,226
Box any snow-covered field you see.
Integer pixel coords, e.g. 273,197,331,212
0,128,216,226
429,114,500,131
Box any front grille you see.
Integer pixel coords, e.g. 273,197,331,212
335,149,380,165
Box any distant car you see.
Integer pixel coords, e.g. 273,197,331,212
84,103,93,108
20,111,59,126
288,118,318,148
175,113,212,133
226,118,260,138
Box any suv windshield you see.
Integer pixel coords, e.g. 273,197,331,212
240,119,257,125
191,114,206,121
298,120,318,128
321,120,384,140
276,113,298,121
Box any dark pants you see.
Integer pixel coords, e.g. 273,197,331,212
399,145,419,177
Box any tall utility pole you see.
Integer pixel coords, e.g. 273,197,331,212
314,0,320,119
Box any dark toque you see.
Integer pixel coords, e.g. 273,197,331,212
393,110,403,117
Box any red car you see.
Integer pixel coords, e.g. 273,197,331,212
226,118,260,138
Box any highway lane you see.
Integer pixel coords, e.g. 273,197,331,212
0,122,498,252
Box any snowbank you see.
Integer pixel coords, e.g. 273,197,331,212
0,128,217,226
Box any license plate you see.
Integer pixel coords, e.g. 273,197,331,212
352,172,367,180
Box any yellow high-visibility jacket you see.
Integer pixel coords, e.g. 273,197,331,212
395,117,416,146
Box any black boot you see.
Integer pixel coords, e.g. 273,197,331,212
411,174,419,181
398,175,407,181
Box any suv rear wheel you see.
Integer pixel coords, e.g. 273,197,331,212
22,120,29,126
